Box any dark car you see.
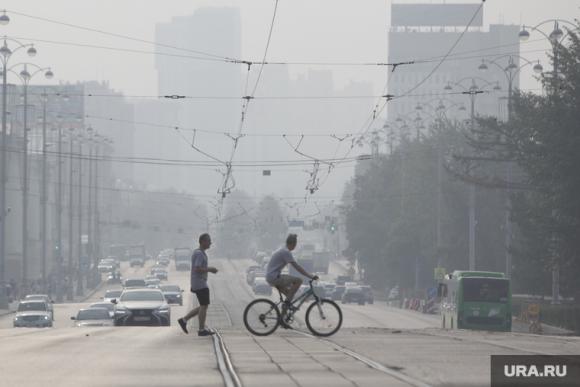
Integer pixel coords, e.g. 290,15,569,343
152,268,168,281
123,278,147,288
342,287,365,305
360,285,374,304
129,258,145,268
89,302,115,318
112,289,170,326
160,285,183,305
156,258,170,267
332,285,346,301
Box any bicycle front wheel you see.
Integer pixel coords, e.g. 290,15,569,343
305,298,342,337
243,299,281,336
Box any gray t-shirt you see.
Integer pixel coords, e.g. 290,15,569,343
266,247,296,283
190,248,208,291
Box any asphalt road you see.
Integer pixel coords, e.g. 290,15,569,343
1,257,579,387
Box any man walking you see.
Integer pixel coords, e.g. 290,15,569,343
178,233,218,336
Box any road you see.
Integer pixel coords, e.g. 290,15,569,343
1,258,579,387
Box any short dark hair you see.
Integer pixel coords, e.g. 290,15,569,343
286,234,297,246
199,233,211,244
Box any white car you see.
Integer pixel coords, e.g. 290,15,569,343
89,302,115,318
24,294,54,320
13,301,53,328
71,308,114,327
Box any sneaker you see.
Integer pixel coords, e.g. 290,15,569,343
198,328,215,337
178,318,188,334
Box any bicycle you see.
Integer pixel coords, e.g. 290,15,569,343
243,279,343,337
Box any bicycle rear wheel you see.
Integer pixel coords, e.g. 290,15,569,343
305,298,342,337
243,299,281,336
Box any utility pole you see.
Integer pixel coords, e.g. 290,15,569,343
55,125,63,302
66,128,74,301
21,80,29,286
86,135,94,287
40,90,48,291
463,86,484,271
76,135,83,296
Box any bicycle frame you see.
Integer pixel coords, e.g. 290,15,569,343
275,280,321,317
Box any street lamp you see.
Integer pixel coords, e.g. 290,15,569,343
0,34,48,300
518,19,578,303
443,77,499,271
10,63,54,285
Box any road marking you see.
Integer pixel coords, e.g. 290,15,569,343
291,330,433,387
212,329,243,387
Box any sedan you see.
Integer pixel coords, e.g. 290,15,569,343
13,301,52,328
112,288,170,326
152,269,168,281
103,289,123,303
160,284,183,305
72,308,114,327
342,287,365,305
89,302,115,318
124,278,147,288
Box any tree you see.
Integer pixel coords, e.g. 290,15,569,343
256,196,287,251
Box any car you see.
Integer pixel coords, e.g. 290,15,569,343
13,300,52,328
253,278,272,296
103,289,123,303
112,288,171,326
387,286,400,300
71,308,114,327
24,294,54,320
246,265,261,275
98,258,116,273
88,302,115,318
160,285,183,305
156,257,170,267
106,272,122,284
124,278,147,288
145,278,161,288
130,257,145,267
247,270,265,286
323,282,336,296
342,287,365,305
152,268,168,281
331,285,346,301
360,285,374,304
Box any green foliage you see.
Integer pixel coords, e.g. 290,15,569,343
256,196,287,251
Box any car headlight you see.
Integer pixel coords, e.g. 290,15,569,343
156,307,170,314
115,308,129,315
43,315,49,320
176,294,182,298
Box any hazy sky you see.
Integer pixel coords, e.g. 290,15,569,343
2,0,578,95
2,0,579,201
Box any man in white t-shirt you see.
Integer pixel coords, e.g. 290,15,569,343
266,234,318,304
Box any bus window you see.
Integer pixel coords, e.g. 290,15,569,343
463,278,509,303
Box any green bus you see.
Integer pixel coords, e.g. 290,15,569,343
438,271,511,332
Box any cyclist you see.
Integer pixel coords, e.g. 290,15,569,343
266,234,318,312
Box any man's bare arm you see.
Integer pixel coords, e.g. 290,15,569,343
290,262,315,279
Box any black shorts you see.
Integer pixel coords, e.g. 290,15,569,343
192,287,210,306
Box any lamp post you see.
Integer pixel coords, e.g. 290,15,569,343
12,64,53,286
443,77,501,270
478,55,542,279
519,19,578,304
0,32,38,306
414,100,466,269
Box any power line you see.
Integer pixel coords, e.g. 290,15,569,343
7,9,236,62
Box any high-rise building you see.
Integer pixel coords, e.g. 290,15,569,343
387,2,520,134
156,7,242,194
